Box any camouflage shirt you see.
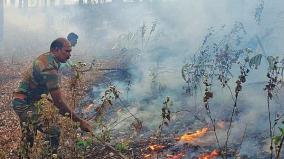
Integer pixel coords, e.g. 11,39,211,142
12,52,61,111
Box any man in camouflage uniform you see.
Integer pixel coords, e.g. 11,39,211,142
12,38,92,157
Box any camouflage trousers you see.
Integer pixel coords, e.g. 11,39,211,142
12,97,60,158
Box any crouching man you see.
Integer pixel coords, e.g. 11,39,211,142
12,38,93,158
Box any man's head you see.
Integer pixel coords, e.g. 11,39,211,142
67,32,78,47
50,38,72,63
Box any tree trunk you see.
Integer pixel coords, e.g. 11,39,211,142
50,0,55,6
18,0,23,8
0,0,3,46
10,0,15,7
59,0,65,5
79,0,84,5
34,0,38,7
112,0,123,4
44,0,48,7
23,0,28,8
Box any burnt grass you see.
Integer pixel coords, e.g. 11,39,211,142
0,58,281,159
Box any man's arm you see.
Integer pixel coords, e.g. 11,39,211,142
50,88,93,132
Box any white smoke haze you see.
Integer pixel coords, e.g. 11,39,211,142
1,0,284,157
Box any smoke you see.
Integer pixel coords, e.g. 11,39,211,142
1,0,284,157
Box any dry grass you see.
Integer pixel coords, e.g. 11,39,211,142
0,60,25,158
0,55,128,158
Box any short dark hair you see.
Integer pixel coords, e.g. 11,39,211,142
67,32,78,41
50,39,64,51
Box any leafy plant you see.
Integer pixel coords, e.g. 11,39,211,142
273,127,284,159
182,22,247,95
115,141,129,154
264,56,283,159
224,52,250,158
202,75,223,158
159,97,172,129
76,138,93,151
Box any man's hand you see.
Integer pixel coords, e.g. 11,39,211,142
50,89,93,132
80,120,93,132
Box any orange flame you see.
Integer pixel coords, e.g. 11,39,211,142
166,152,185,159
198,149,219,159
144,154,152,158
179,128,209,142
148,144,166,151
